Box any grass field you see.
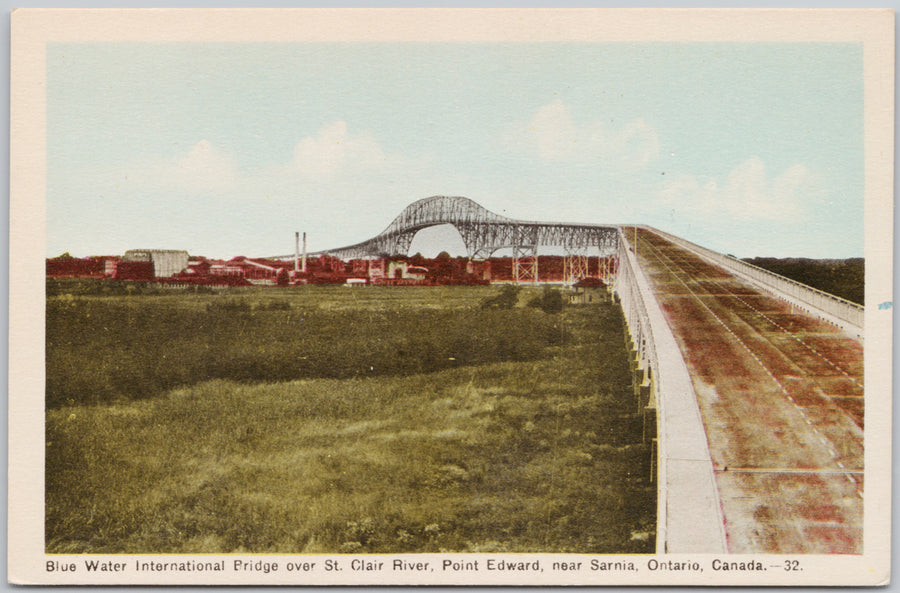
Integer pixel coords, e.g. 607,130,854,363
46,282,655,553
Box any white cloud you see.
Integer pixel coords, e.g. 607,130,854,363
771,164,817,212
120,139,238,195
589,118,660,173
656,157,817,222
175,140,238,193
235,122,444,250
74,124,443,257
256,121,433,205
503,99,660,172
288,121,390,181
117,122,405,201
529,99,578,161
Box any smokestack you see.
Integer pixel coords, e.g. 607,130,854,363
302,232,307,273
294,232,300,274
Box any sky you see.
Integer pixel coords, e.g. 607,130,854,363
47,42,864,259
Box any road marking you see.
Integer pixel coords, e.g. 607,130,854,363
660,246,865,391
642,235,860,393
637,232,862,491
714,467,863,475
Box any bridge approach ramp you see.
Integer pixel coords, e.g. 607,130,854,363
629,227,864,554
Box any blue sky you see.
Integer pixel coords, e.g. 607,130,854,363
47,42,863,259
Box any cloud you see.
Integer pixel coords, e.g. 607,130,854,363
589,118,660,173
771,164,818,212
503,99,660,172
236,122,444,249
528,99,578,161
174,140,238,193
255,121,435,207
117,122,405,201
68,124,442,257
120,139,238,195
657,157,817,222
288,121,391,181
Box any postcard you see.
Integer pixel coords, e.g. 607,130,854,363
8,7,893,586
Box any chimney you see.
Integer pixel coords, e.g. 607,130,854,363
302,232,307,273
294,232,300,274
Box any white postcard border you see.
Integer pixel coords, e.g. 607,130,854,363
9,7,894,586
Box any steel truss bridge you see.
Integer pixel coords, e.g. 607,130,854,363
278,195,619,282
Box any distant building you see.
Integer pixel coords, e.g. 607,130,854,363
123,249,189,278
569,277,608,305
386,260,428,281
466,259,491,282
347,259,431,285
368,259,386,280
406,265,428,281
114,260,154,281
208,263,245,277
46,254,109,278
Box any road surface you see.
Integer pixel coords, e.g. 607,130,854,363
633,228,864,554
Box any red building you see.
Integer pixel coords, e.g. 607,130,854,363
47,254,118,279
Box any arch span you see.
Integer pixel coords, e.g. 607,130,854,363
278,195,619,260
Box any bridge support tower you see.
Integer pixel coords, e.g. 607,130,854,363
512,245,539,284
563,253,589,284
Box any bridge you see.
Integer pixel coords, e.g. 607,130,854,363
618,226,864,555
284,196,865,555
298,196,618,259
276,196,618,282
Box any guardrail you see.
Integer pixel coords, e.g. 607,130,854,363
616,234,660,402
613,228,728,554
613,229,664,552
647,227,864,336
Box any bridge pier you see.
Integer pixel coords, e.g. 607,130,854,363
512,245,538,284
563,253,589,284
642,396,657,444
632,367,645,400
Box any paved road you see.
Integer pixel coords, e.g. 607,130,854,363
633,228,864,554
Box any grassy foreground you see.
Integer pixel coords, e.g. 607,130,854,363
46,285,563,407
46,285,654,553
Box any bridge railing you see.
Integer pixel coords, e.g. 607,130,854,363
615,234,660,400
613,229,664,551
614,227,728,554
645,226,864,336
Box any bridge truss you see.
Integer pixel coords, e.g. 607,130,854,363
277,196,619,283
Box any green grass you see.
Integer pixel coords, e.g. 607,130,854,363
46,285,654,554
47,285,563,407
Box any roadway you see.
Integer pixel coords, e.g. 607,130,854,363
632,228,864,554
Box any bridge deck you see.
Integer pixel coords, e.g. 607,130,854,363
634,228,863,554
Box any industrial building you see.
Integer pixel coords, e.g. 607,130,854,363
48,249,611,287
122,249,190,278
